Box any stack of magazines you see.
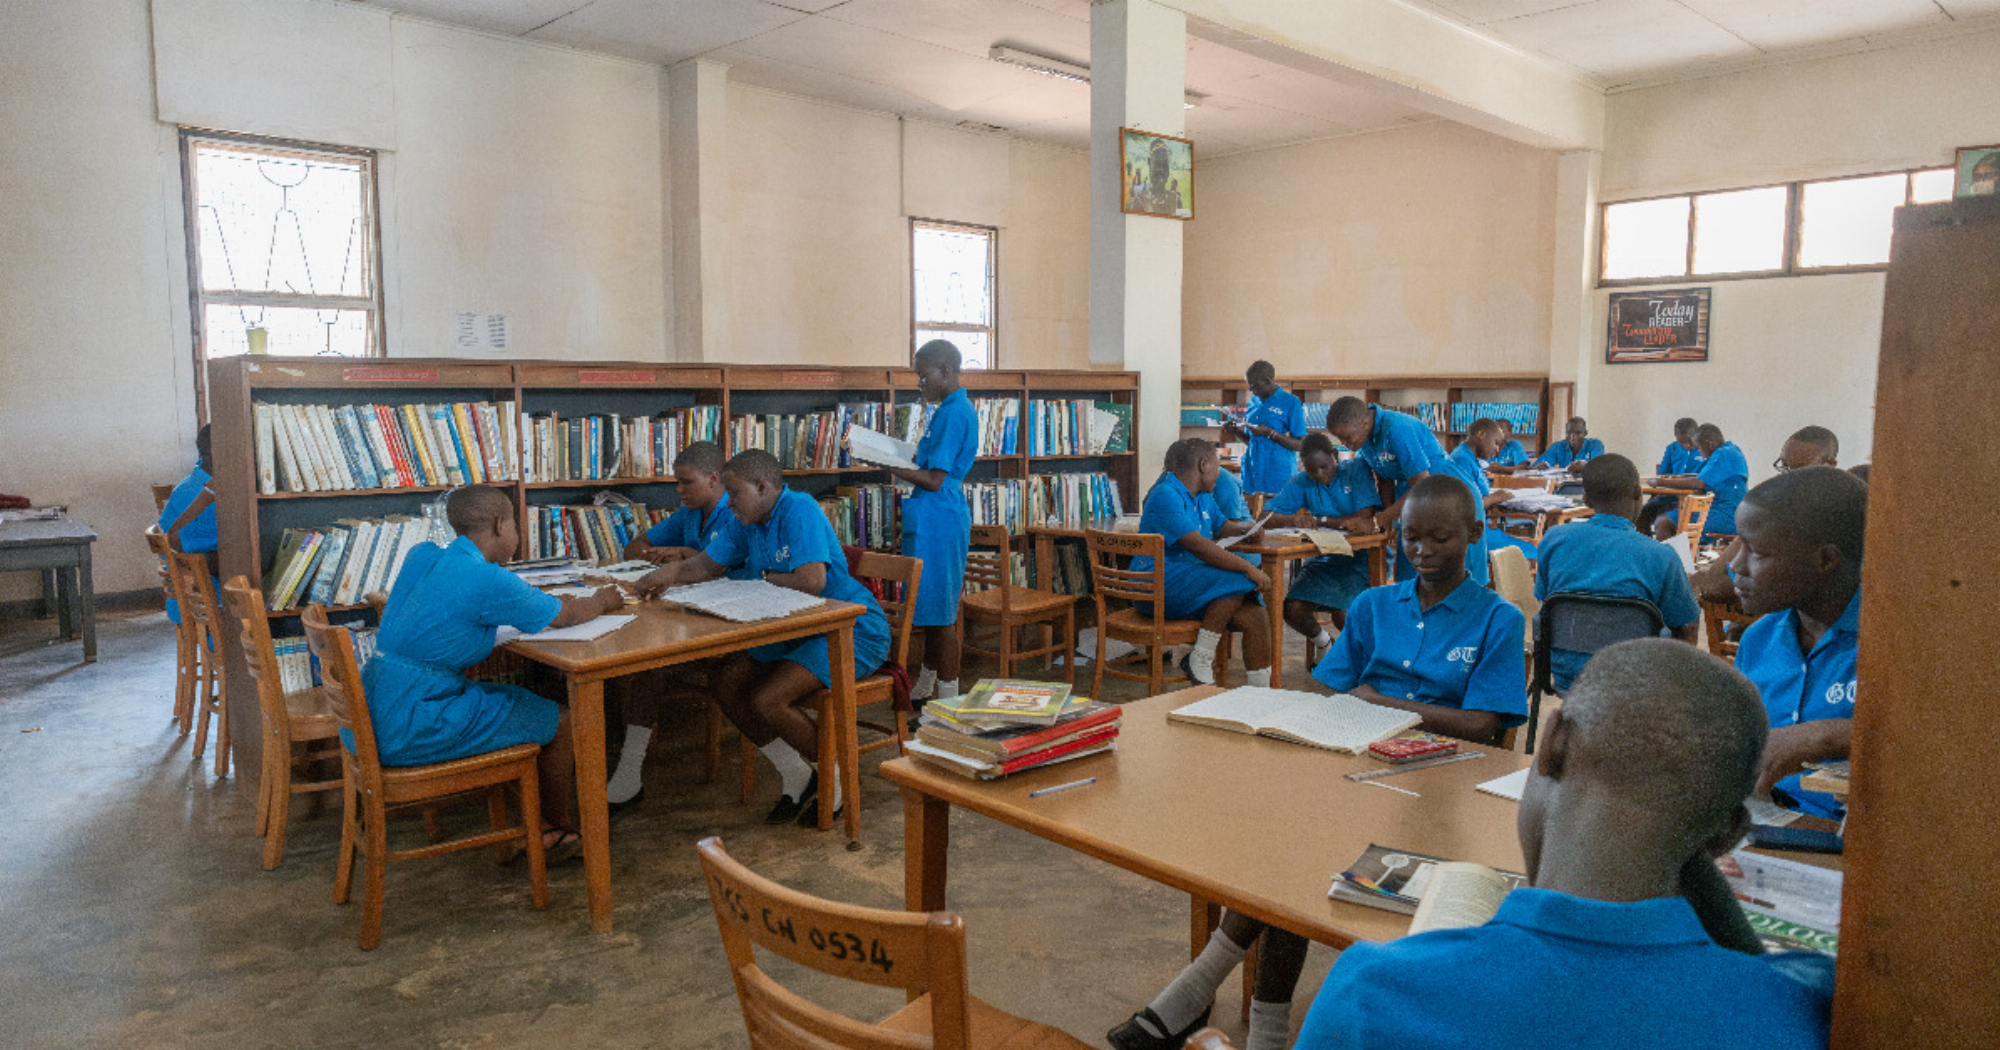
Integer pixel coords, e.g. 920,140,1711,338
904,679,1121,780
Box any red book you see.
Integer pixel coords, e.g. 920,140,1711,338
1366,732,1460,764
993,725,1120,776
969,705,1123,759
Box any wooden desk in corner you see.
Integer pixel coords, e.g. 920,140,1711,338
507,595,864,934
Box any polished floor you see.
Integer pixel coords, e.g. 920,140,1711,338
0,609,1354,1050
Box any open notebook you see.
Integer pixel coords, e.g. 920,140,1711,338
1168,687,1420,754
845,425,919,471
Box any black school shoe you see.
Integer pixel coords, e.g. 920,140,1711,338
1106,1006,1213,1050
764,772,820,825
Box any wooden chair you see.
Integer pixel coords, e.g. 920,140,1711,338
1244,492,1266,517
1491,474,1558,493
959,524,1076,685
1700,595,1758,660
1084,529,1226,699
725,553,923,842
166,546,229,776
1487,545,1539,657
151,483,176,512
220,576,344,870
1677,492,1715,540
697,836,1092,1050
147,527,198,735
300,605,549,950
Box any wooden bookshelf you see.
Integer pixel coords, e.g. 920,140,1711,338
206,356,1139,784
1180,373,1552,454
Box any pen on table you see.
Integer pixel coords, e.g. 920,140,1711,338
1029,777,1097,798
1362,780,1420,798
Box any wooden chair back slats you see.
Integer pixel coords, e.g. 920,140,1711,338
1245,492,1266,517
1084,530,1167,606
167,545,228,773
964,524,1010,609
853,552,922,674
151,483,176,512
220,576,290,736
301,605,379,797
1699,596,1757,660
1678,492,1714,539
738,970,930,1050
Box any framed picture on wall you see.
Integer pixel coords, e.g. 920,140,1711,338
1121,128,1194,220
1955,145,2000,198
1606,287,1711,364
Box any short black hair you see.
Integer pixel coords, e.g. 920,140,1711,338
1405,472,1477,526
1695,423,1724,445
914,339,962,374
1164,437,1217,473
1566,416,1588,432
446,484,514,535
1848,463,1871,484
1245,360,1275,384
1329,396,1371,429
1742,465,1868,565
1788,425,1839,463
1468,417,1502,439
674,440,726,476
1580,454,1641,506
195,424,213,472
723,448,784,488
1674,417,1698,437
1300,432,1338,459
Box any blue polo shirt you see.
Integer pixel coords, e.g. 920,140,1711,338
1134,472,1218,572
1658,441,1706,476
1312,577,1527,725
1209,466,1251,522
1535,437,1606,469
1734,590,1860,819
1490,439,1529,467
703,488,885,613
646,494,754,581
1357,405,1446,496
1297,888,1833,1050
1269,459,1379,519
158,464,218,624
1436,444,1494,587
1695,442,1750,535
1536,513,1701,691
1241,387,1308,495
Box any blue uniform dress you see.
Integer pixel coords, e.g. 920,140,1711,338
1295,888,1833,1050
901,388,977,628
1132,472,1258,620
1535,513,1701,691
646,495,755,581
157,465,218,624
1436,443,1495,587
1657,441,1706,476
1354,405,1448,582
1667,441,1750,536
704,488,890,687
1490,439,1529,467
1312,577,1528,727
360,538,563,766
1268,459,1379,612
1205,468,1260,568
1240,387,1307,495
1533,437,1606,469
1734,591,1860,819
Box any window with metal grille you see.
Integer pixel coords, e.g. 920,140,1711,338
910,219,995,369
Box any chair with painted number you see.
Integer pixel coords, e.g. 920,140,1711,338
698,836,1093,1050
960,524,1076,685
220,576,343,870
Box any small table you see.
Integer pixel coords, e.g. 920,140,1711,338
1233,531,1392,687
0,516,98,661
507,596,865,933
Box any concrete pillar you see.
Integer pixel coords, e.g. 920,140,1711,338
1548,149,1601,415
668,59,730,361
1090,0,1186,477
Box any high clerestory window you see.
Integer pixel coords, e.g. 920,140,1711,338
911,219,995,369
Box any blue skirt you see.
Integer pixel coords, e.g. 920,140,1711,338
357,652,559,766
1132,557,1260,620
1286,555,1370,612
901,498,970,628
750,606,891,688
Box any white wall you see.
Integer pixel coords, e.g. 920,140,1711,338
1586,29,2000,477
1181,120,1558,379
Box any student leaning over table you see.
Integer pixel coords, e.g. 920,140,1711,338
1326,396,1446,583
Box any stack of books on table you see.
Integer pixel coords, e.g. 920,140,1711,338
904,679,1121,780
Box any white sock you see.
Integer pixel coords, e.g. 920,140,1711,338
1188,629,1222,685
911,666,937,702
1246,999,1294,1050
1143,927,1247,1034
605,725,651,804
759,739,813,800
1311,628,1333,649
935,678,960,699
1246,667,1271,688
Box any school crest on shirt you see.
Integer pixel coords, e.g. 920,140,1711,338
1446,646,1478,665
1371,449,1398,468
771,544,791,563
1824,680,1856,706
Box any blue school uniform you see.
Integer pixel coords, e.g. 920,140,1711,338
1695,441,1749,536
1534,437,1606,469
157,465,218,625
1535,513,1700,691
901,388,977,628
1240,387,1307,495
1437,444,1494,587
360,537,563,766
1490,439,1529,467
1204,467,1260,568
1355,405,1448,583
1657,441,1706,476
646,495,754,581
1296,888,1833,1050
705,488,889,687
1268,459,1378,612
1733,590,1860,819
1132,472,1258,621
1312,577,1528,726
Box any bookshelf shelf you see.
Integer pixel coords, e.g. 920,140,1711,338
258,484,464,500
525,477,676,489
1180,373,1551,455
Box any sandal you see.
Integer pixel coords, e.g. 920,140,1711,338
540,826,583,864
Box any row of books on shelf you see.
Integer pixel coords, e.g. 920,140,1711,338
816,472,1127,550
1178,402,1334,431
1382,402,1448,432
818,484,901,551
523,501,668,562
728,403,885,471
261,514,443,610
522,406,723,483
269,629,379,692
1449,402,1539,435
904,681,1120,780
1025,399,1130,456
255,401,519,495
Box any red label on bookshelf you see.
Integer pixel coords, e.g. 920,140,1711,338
783,371,841,386
343,367,440,382
578,370,656,384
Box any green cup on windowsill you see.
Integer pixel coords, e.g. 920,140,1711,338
246,326,268,355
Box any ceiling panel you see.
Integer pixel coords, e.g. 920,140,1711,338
1006,110,1092,150
360,0,588,36
1185,95,1359,153
1414,0,1605,25
1680,0,1945,52
524,0,809,66
1185,37,1428,133
1936,0,2000,15
1479,0,1756,81
723,15,1062,114
824,0,1090,63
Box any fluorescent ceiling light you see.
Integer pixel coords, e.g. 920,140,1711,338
989,45,1203,106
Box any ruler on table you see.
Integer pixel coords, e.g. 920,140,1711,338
1344,751,1488,781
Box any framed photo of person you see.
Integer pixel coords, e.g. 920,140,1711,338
1120,128,1194,220
1955,145,2000,198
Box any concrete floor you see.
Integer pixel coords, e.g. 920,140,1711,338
0,610,1353,1050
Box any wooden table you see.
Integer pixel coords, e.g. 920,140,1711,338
0,516,98,661
507,597,865,933
884,687,1530,951
1232,531,1391,687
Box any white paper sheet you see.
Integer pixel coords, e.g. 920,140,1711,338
1475,767,1531,801
498,614,635,645
1216,513,1274,548
1663,532,1698,574
665,579,827,623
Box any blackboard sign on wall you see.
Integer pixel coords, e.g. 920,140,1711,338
1607,287,1711,364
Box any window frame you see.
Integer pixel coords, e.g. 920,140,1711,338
909,218,998,369
179,128,386,417
1597,164,1950,287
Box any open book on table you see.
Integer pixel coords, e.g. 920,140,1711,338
1329,843,1528,933
1167,687,1420,755
1268,527,1354,556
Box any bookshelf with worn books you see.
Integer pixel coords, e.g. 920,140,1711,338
206,356,1139,781
1179,374,1552,458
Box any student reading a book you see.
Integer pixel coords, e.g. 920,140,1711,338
1221,360,1307,496
1131,438,1273,688
1327,396,1446,582
159,424,219,623
1636,417,1704,533
1437,418,1512,586
1531,416,1605,472
1728,466,1866,820
1295,638,1833,1050
365,485,624,856
1485,417,1531,473
1265,433,1380,661
1108,476,1524,1050
1650,423,1750,541
1535,455,1700,691
635,451,890,825
605,440,744,809
880,339,977,704
1204,466,1262,570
